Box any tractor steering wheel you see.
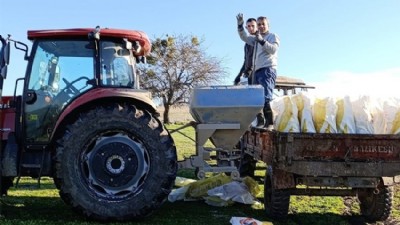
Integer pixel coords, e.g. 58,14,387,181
62,77,81,95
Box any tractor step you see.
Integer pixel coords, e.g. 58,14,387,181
21,164,41,169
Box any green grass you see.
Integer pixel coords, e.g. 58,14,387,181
0,123,399,225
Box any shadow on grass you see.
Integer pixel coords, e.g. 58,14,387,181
1,195,399,225
0,195,87,223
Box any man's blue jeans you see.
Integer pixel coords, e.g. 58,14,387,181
254,67,277,102
254,67,277,126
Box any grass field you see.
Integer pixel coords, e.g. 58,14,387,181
0,123,399,225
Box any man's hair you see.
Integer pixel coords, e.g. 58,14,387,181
257,16,270,26
246,18,256,23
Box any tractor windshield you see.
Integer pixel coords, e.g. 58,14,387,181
27,40,94,97
24,38,141,143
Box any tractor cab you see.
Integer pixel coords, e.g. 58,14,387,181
11,28,151,143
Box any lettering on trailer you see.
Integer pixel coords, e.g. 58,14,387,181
349,145,394,154
305,145,339,152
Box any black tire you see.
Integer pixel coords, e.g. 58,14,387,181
1,176,14,196
238,153,256,178
358,183,393,222
55,103,177,221
264,166,290,220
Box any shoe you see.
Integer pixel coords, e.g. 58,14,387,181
256,113,265,127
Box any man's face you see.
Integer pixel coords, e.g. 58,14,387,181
246,21,257,35
257,18,269,34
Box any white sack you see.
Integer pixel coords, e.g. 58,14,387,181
352,95,374,134
335,96,356,133
207,181,256,205
312,97,337,133
370,98,386,134
271,96,300,132
383,98,400,134
292,93,316,133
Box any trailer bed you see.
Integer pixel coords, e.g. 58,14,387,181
243,129,400,178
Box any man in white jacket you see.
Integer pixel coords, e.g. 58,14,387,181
237,13,280,129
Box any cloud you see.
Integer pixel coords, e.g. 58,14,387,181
307,68,400,98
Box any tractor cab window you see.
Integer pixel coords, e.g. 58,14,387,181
25,40,94,142
100,41,136,88
28,41,94,98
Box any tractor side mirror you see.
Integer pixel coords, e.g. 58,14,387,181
0,36,10,79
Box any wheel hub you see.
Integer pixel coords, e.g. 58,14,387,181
106,155,125,175
84,134,149,196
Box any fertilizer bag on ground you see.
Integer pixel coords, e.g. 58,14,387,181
185,173,232,199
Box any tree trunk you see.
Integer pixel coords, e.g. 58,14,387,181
163,104,170,124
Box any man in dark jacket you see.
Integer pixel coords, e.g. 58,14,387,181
234,18,257,85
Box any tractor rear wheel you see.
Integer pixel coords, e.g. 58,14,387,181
55,103,177,221
358,183,393,222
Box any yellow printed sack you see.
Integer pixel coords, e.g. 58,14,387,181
335,96,356,133
271,96,299,132
312,97,337,133
185,173,232,199
292,93,316,133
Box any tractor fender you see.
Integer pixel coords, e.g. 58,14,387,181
51,88,157,140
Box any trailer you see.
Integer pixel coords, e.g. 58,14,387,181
242,129,400,221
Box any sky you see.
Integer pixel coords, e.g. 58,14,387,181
1,0,400,97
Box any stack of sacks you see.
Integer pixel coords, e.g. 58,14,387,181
270,93,400,134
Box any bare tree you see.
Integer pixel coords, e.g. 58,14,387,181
138,35,227,123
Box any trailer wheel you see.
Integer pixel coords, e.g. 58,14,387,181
55,103,177,221
264,166,290,220
358,183,393,222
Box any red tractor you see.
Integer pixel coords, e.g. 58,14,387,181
0,27,177,221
